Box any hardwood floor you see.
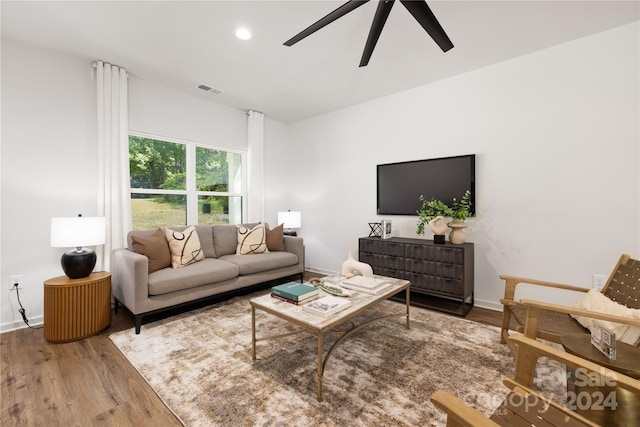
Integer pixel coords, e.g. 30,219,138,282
1,308,182,427
1,282,503,426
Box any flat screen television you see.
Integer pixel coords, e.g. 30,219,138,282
377,154,475,216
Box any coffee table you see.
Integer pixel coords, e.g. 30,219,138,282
251,275,410,401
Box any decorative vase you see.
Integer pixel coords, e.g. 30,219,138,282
428,216,448,245
447,219,468,244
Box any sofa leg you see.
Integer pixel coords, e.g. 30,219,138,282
135,315,142,334
114,299,120,314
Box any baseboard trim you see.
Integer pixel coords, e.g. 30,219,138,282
0,316,44,334
305,266,338,276
473,299,502,312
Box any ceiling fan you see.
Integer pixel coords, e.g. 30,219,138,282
283,0,454,67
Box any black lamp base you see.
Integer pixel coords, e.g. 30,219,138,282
61,248,97,279
283,229,297,236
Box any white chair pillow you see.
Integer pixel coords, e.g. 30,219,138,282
572,288,640,346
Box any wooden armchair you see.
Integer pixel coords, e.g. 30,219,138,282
430,335,640,426
500,254,640,353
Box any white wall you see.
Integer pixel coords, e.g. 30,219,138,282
129,77,247,149
264,22,640,310
1,40,98,330
0,40,250,331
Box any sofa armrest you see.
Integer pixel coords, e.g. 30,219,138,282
283,236,304,269
112,247,150,314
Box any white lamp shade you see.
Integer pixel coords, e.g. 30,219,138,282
277,211,301,229
51,217,106,248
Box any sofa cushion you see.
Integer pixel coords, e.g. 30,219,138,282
212,224,240,256
148,258,239,296
194,225,216,258
130,228,171,274
237,223,269,255
266,223,285,251
165,226,205,268
572,288,640,345
219,252,299,275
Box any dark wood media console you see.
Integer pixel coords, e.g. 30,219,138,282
358,237,474,316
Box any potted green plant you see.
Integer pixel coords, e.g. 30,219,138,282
417,190,473,244
416,195,452,236
450,190,472,222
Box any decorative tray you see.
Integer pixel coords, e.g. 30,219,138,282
318,282,352,297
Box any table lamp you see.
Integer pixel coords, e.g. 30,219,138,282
51,215,106,279
277,210,301,236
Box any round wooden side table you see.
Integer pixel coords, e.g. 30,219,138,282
561,333,640,427
44,272,111,343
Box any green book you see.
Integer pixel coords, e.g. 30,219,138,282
271,281,319,302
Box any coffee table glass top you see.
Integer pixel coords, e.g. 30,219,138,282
250,275,409,330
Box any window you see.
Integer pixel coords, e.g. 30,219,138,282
129,134,244,230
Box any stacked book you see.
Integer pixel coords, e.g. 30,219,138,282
340,276,392,295
271,281,319,305
303,295,351,317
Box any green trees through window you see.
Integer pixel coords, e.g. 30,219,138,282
129,135,244,230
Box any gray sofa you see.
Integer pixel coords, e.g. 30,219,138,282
112,224,304,333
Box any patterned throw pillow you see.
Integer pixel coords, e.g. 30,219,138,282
165,226,205,268
131,228,171,274
236,223,270,255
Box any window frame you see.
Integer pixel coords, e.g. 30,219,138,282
129,131,246,226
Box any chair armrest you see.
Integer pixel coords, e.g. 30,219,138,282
520,299,640,327
509,335,640,395
429,390,500,427
112,248,150,314
500,275,588,301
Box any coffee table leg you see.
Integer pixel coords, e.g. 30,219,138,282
251,305,257,361
317,332,323,402
405,287,411,329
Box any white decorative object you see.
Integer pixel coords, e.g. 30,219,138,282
341,251,373,277
428,216,448,235
381,219,392,239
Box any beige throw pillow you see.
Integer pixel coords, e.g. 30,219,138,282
572,288,640,345
165,226,205,268
237,223,270,255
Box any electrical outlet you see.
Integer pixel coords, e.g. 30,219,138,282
10,274,23,290
592,274,606,290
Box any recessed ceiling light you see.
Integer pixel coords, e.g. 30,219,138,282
235,27,252,41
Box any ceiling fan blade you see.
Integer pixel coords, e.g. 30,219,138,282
359,0,395,67
399,0,453,52
284,0,370,46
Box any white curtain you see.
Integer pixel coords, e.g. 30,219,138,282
247,110,265,223
95,60,131,272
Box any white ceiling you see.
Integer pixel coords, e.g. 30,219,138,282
2,1,638,123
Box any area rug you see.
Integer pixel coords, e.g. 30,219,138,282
110,292,564,426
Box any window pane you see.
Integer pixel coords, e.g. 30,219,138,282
196,147,242,193
131,194,186,230
129,136,186,190
198,195,243,225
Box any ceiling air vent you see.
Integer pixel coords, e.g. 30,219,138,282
198,84,223,95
